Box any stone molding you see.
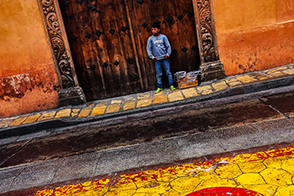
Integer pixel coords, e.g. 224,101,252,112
193,0,226,81
37,0,86,105
200,60,226,82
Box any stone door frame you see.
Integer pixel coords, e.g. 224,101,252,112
192,0,226,81
37,0,86,106
37,0,225,106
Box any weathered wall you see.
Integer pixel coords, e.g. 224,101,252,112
0,0,59,118
214,0,294,76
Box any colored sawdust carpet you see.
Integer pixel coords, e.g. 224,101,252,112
36,146,294,196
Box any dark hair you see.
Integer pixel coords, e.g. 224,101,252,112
152,22,160,29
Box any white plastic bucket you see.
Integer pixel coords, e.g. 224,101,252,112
174,71,186,79
187,70,201,78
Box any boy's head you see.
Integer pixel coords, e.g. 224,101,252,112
151,22,160,36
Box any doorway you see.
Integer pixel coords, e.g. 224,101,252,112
59,0,200,101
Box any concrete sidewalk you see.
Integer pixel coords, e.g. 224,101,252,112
1,63,294,138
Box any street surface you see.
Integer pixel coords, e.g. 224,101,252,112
1,91,294,195
2,92,294,168
34,144,294,196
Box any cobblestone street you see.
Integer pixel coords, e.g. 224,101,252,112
34,145,294,196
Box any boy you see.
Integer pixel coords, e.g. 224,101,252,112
147,22,176,94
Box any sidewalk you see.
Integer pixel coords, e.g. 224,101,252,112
1,63,294,137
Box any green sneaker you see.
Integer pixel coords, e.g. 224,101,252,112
170,85,176,91
155,88,163,94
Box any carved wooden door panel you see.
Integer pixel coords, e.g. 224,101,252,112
127,0,200,89
59,0,200,100
59,0,143,101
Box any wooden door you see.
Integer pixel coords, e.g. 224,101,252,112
127,0,200,89
59,0,143,101
59,0,200,100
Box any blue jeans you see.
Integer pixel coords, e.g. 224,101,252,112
155,59,173,88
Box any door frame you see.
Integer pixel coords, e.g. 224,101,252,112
37,0,225,105
192,0,226,81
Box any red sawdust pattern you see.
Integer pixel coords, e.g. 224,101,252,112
186,187,264,196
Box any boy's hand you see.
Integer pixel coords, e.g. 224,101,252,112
153,57,157,62
164,55,168,59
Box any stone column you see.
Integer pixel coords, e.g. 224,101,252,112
37,0,86,106
192,0,226,82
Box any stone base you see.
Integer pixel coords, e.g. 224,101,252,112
58,86,86,107
200,60,226,82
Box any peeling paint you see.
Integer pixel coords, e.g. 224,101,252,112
0,70,60,101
